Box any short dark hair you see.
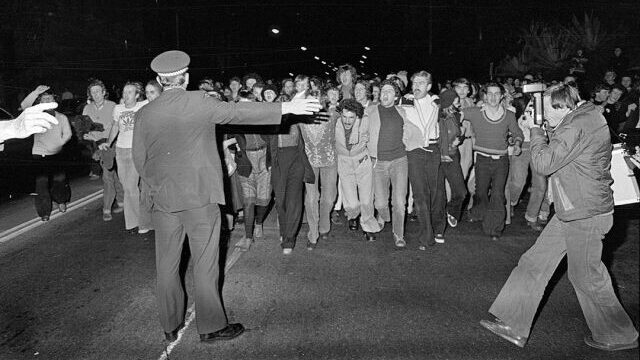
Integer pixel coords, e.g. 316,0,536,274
87,78,108,101
337,98,364,119
242,72,262,86
229,77,242,85
146,79,163,93
482,82,505,95
452,78,470,87
355,80,372,100
380,79,401,97
34,87,58,105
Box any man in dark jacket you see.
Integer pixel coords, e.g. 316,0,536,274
132,50,321,343
480,84,638,351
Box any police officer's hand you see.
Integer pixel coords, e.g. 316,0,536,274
311,111,332,123
98,143,110,151
282,98,323,115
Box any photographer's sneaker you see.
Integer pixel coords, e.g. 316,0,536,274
435,234,445,244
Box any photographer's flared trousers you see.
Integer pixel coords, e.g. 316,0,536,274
489,214,638,344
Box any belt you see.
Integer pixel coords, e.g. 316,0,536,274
476,151,504,160
246,146,266,152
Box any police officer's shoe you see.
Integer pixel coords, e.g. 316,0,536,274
164,322,184,342
200,323,245,342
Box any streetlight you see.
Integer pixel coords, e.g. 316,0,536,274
359,60,365,64
321,61,326,65
314,56,320,60
300,46,307,51
270,27,280,34
364,46,371,51
361,55,367,59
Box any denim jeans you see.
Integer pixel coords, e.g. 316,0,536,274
102,157,124,214
489,214,639,344
441,150,468,221
407,147,445,245
305,163,338,242
116,147,141,230
508,145,550,223
470,154,509,236
373,156,408,240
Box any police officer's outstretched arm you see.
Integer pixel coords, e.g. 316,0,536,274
204,96,322,126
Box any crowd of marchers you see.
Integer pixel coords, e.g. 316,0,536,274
16,58,640,251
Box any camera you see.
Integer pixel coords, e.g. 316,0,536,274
523,83,546,125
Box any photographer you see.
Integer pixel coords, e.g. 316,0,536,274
480,84,638,351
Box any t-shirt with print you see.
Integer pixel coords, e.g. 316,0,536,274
114,100,148,148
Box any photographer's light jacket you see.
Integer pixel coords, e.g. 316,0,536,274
530,101,614,221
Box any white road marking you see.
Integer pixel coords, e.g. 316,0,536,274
158,245,246,359
0,190,104,244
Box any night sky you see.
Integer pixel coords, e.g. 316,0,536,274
0,0,638,104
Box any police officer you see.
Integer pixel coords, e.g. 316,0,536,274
132,50,321,342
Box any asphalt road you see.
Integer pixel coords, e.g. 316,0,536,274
0,197,638,360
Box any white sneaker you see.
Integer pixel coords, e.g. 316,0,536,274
282,248,292,255
254,224,264,239
138,228,151,234
447,213,458,228
435,234,445,244
393,234,406,248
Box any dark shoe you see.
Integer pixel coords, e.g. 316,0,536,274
41,215,50,222
200,323,245,342
331,211,343,225
538,217,549,226
103,212,112,221
364,232,376,242
319,232,329,241
480,319,527,348
58,202,67,213
527,220,544,232
348,219,358,231
127,227,139,234
490,235,500,241
306,240,317,250
164,322,184,342
408,212,418,222
584,335,638,351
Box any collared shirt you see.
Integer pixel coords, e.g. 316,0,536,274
412,94,440,145
83,100,116,140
